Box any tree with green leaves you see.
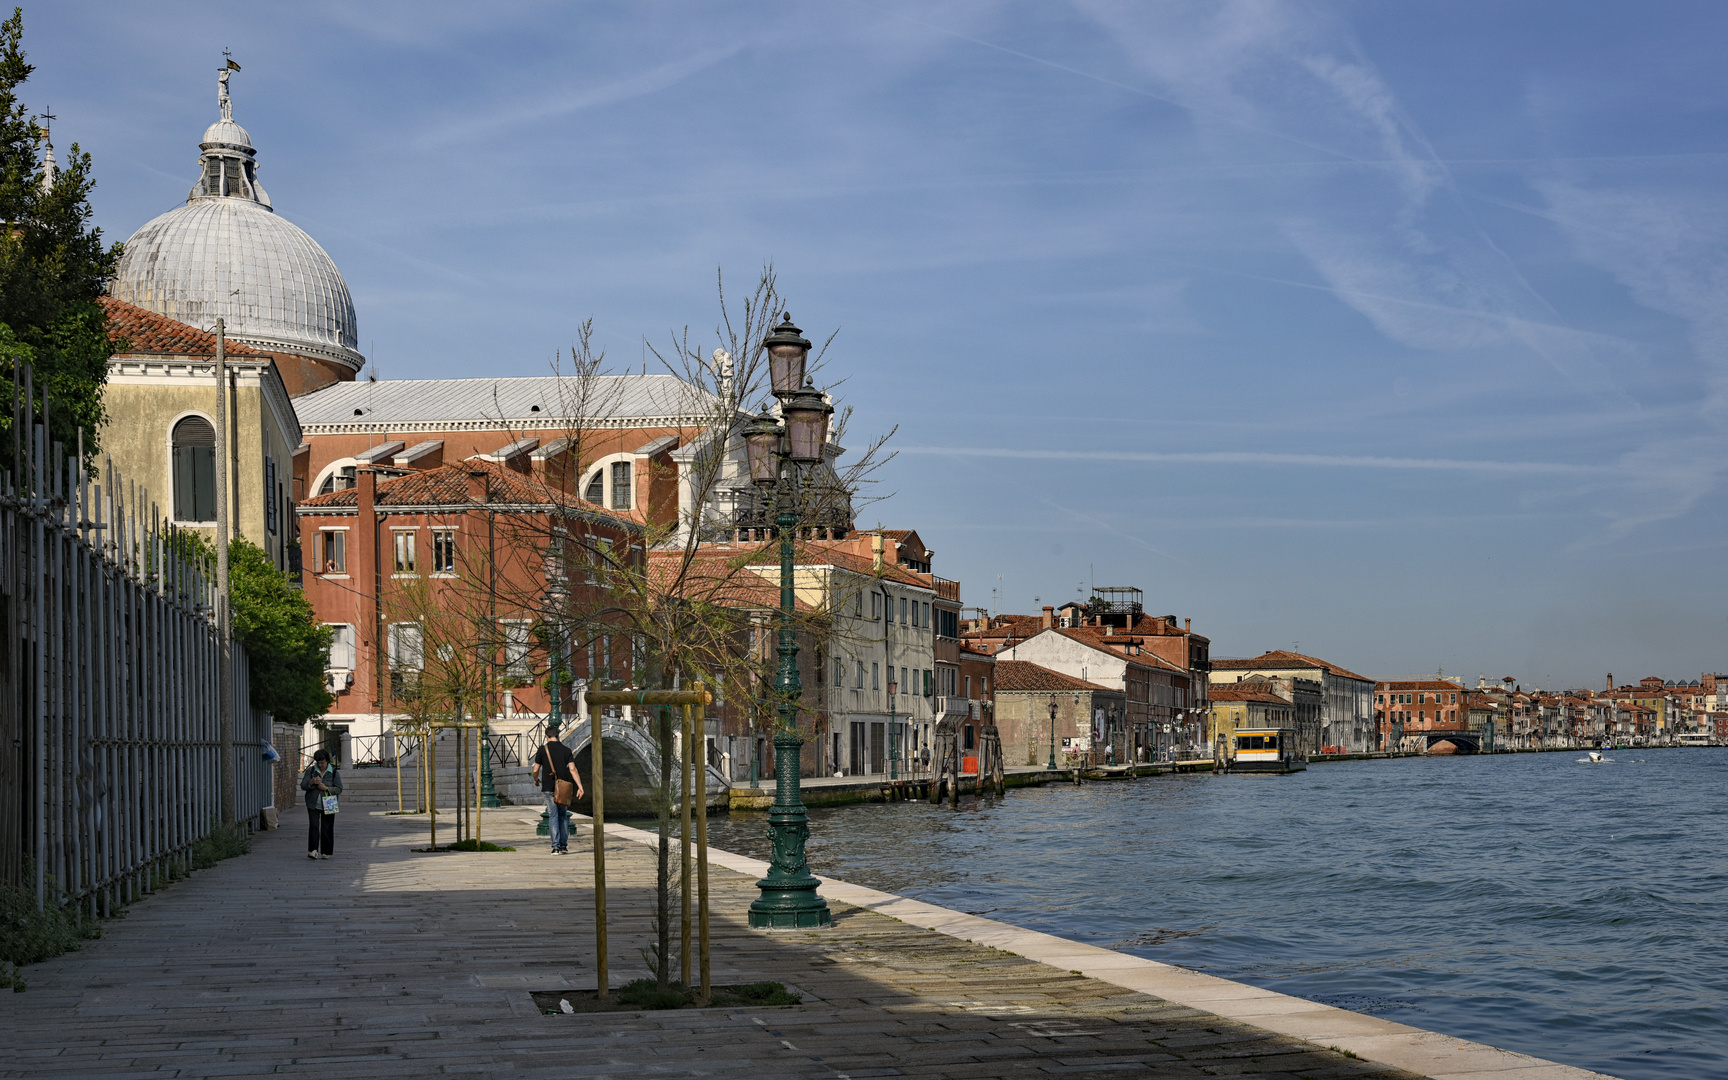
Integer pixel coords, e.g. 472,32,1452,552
0,7,123,475
227,538,333,726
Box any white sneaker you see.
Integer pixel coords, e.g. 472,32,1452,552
307,851,318,859
318,853,330,860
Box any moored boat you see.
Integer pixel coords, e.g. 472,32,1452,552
1229,727,1306,773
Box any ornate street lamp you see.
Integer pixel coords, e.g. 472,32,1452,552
1047,696,1059,769
886,673,898,781
741,314,833,930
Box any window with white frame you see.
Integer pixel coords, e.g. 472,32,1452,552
432,529,456,574
610,460,633,510
583,471,604,504
502,620,535,679
393,530,417,574
388,623,424,669
855,660,865,689
326,624,356,670
319,529,347,574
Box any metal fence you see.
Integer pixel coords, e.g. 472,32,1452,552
1,366,269,915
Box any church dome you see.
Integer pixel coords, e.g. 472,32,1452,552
109,66,364,375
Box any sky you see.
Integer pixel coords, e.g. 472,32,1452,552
28,1,1728,689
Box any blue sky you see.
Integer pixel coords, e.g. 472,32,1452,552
31,1,1728,688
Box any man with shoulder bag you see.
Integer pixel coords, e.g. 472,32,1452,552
532,722,584,855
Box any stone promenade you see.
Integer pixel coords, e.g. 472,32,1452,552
0,807,1608,1079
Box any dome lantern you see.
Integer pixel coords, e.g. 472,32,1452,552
109,58,365,388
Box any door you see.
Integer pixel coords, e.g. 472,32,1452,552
870,722,886,774
850,722,866,776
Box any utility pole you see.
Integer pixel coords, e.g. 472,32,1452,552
215,318,235,824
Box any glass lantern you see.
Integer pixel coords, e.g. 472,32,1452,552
740,414,784,484
782,385,833,463
764,314,811,397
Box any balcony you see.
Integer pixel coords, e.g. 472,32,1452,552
935,695,972,719
931,576,961,602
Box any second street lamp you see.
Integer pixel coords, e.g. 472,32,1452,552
742,314,833,931
1047,696,1059,769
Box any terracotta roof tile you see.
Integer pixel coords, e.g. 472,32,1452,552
1212,649,1372,684
646,550,818,612
1208,686,1291,705
992,660,1114,694
100,296,265,357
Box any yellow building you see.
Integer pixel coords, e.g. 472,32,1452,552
1207,683,1293,755
100,297,301,570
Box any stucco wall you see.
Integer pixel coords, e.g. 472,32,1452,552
103,358,300,569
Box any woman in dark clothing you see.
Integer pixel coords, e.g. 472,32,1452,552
300,750,342,859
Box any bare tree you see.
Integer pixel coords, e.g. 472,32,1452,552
463,267,895,991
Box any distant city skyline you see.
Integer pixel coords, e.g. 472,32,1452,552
32,1,1728,685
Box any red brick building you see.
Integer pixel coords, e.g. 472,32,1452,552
295,460,641,752
1375,678,1468,751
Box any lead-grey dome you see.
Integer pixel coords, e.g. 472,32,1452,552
109,66,364,374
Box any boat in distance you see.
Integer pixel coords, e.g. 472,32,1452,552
1228,727,1307,774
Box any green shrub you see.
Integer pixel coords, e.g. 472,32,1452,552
616,978,691,1010
723,981,800,1006
0,873,100,990
190,822,252,869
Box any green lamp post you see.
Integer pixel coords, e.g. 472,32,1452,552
742,314,833,930
887,673,898,781
1047,696,1058,769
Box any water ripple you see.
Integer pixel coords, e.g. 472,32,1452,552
703,748,1728,1080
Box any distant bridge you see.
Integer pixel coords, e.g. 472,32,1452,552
1423,729,1484,754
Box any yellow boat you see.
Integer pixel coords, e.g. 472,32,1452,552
1229,727,1307,774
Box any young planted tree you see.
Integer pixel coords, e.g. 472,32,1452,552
476,267,893,991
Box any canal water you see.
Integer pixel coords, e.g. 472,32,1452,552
703,748,1728,1080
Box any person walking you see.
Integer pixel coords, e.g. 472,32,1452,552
300,749,342,859
532,722,583,854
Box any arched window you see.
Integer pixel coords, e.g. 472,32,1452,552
171,416,217,522
583,470,604,504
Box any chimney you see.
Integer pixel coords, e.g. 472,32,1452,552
1103,624,1114,636
467,468,488,503
1184,617,1191,633
872,532,884,573
1041,605,1055,629
1606,672,1613,692
356,466,376,516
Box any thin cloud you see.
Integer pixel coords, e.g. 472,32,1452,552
415,46,743,149
899,445,1610,476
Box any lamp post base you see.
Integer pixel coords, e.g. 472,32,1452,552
748,730,831,930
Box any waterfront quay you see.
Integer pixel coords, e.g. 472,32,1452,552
728,762,1215,809
1,809,1618,1080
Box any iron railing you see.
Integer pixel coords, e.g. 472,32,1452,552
2,365,270,915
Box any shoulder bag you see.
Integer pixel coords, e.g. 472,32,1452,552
551,748,576,807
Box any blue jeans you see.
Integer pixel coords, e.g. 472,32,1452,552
544,793,569,851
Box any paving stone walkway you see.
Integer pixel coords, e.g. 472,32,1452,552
0,808,1552,1079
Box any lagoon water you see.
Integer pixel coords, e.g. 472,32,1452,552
704,748,1728,1080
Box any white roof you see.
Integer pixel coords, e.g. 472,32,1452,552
293,375,724,433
